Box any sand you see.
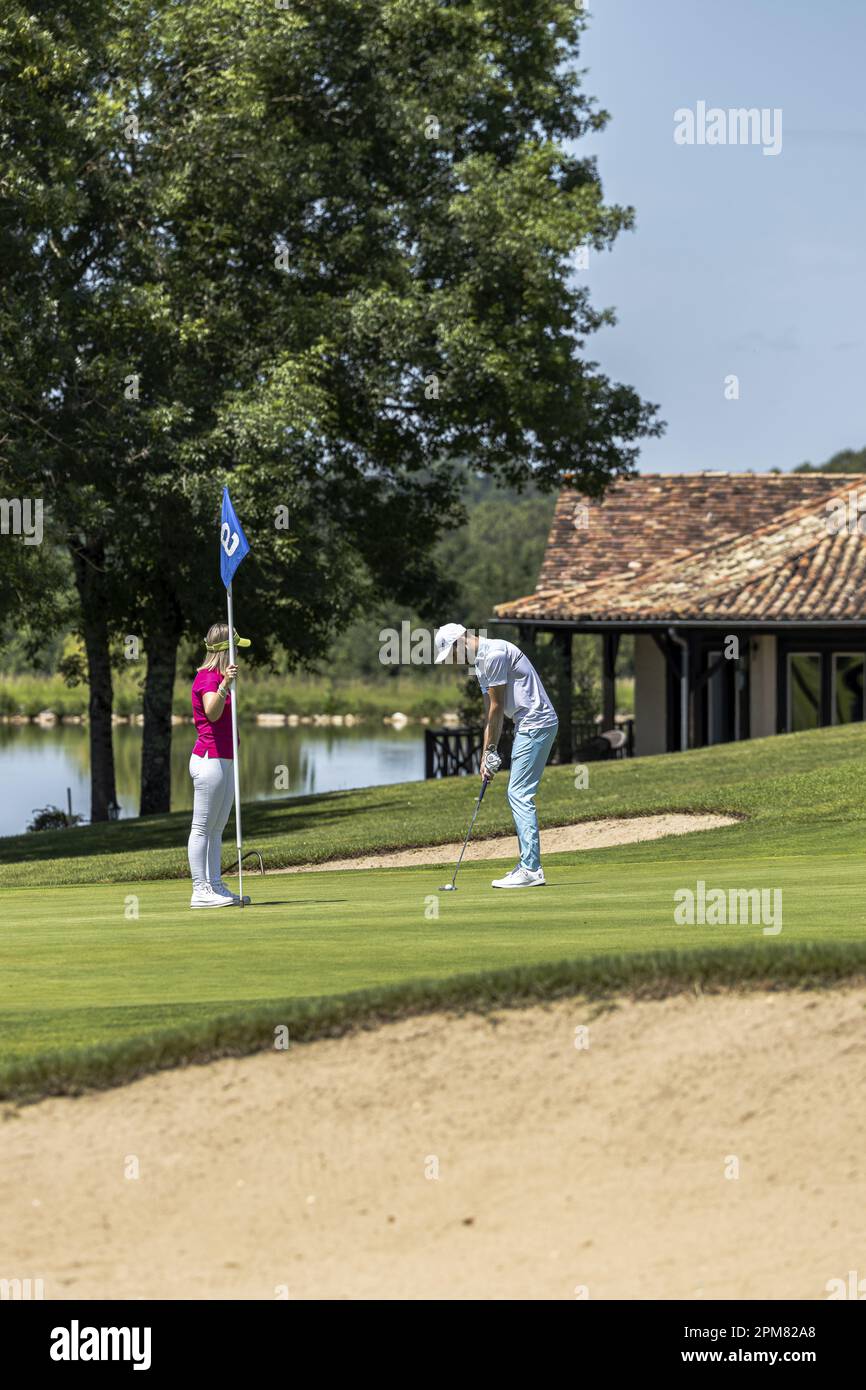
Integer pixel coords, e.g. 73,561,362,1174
271,812,739,873
3,984,864,1301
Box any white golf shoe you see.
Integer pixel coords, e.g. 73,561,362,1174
491,866,546,889
210,880,251,906
190,885,234,909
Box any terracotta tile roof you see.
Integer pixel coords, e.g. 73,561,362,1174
496,473,866,624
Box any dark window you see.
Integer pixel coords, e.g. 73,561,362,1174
832,653,865,724
707,652,728,745
787,653,821,732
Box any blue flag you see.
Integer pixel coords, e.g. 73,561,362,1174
220,486,250,589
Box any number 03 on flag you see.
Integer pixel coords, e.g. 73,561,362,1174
220,487,251,589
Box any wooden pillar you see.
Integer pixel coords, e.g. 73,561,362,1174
738,633,751,740
664,629,690,751
686,633,696,750
424,729,434,779
602,632,619,731
552,629,573,764
517,625,537,666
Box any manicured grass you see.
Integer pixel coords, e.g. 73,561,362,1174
1,823,865,1095
2,934,865,1104
2,724,866,1099
3,721,866,888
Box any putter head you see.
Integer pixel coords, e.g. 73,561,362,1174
439,883,457,892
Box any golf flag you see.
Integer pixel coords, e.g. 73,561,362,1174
220,486,250,589
219,486,250,907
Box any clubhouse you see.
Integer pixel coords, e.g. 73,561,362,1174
493,472,866,764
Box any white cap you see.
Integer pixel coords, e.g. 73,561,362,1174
434,623,467,665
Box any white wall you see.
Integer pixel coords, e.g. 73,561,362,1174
634,634,667,756
749,635,777,738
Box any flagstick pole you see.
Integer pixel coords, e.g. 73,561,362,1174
226,583,244,907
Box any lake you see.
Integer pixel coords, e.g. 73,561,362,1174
0,722,425,836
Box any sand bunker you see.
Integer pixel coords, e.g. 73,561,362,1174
272,811,738,873
4,985,863,1299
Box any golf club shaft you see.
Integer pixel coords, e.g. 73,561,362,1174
448,777,488,887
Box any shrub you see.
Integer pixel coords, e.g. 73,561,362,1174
26,805,85,833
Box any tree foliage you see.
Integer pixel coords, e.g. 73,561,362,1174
1,0,662,811
794,446,866,475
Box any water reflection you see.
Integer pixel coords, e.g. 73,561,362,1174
0,722,424,835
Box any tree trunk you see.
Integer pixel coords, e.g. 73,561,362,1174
140,622,181,815
69,539,117,823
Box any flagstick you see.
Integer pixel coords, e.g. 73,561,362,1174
226,583,244,907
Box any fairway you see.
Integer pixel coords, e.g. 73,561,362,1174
4,725,866,1099
3,822,866,1080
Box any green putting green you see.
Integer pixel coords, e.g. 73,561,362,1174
2,723,866,1097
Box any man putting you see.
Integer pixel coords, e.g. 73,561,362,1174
434,624,559,888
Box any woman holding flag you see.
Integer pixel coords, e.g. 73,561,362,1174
186,486,253,908
186,625,250,908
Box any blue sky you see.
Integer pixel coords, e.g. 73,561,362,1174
574,0,866,473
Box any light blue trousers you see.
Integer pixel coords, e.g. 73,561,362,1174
507,723,558,872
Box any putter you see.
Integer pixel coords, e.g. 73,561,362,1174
439,750,501,892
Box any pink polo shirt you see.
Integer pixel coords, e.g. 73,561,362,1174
191,669,235,759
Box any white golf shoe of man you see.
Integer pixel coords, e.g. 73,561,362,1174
433,624,559,888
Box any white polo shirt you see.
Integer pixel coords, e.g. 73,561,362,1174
474,638,558,733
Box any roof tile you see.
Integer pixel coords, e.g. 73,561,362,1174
497,473,866,623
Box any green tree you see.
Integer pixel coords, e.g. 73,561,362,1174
434,474,557,627
1,0,662,817
794,446,866,474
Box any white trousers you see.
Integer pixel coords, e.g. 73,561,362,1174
187,754,235,890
